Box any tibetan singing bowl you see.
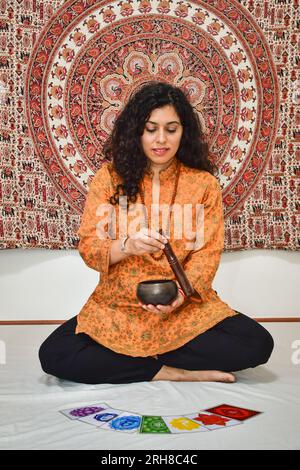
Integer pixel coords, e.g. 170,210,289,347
136,280,178,306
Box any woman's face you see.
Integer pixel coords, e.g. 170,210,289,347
141,104,183,169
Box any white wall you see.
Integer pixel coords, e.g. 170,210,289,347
0,249,299,321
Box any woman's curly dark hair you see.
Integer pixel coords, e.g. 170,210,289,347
102,81,217,206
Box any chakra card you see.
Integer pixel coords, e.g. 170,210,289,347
205,404,261,421
100,411,142,433
78,408,125,427
59,403,109,420
184,411,242,430
140,416,171,434
162,415,210,433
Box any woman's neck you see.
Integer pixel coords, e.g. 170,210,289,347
150,158,175,176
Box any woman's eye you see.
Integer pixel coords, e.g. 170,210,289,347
146,128,177,133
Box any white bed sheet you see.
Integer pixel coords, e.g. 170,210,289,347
0,323,299,450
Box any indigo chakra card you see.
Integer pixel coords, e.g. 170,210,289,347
78,408,125,427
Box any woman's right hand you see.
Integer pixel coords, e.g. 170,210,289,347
125,228,168,256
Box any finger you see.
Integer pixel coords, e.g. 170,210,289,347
139,228,161,242
142,305,152,311
142,239,165,252
145,234,166,250
148,241,165,251
141,231,167,249
137,241,161,253
175,295,183,305
137,229,167,250
147,228,168,244
157,305,173,314
145,304,161,314
136,227,168,244
143,304,156,311
149,304,171,314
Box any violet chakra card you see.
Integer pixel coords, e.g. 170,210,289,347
184,411,242,430
78,408,125,427
100,412,142,433
162,415,210,434
59,403,109,420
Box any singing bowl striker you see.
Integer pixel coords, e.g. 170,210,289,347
136,280,178,306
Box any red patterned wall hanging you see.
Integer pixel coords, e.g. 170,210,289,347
0,0,299,250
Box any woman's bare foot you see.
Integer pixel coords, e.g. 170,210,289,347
180,369,236,383
152,365,236,383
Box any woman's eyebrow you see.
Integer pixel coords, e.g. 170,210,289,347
146,120,180,125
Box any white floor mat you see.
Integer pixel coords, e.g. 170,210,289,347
0,323,299,449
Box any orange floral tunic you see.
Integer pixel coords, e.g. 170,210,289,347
75,157,237,357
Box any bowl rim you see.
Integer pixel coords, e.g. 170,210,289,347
137,279,177,286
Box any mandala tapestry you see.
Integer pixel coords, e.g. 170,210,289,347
0,0,299,250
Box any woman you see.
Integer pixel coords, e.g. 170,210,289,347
39,82,274,384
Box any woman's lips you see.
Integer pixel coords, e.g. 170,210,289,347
152,148,169,155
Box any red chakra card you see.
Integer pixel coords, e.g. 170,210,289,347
204,404,261,421
184,411,242,431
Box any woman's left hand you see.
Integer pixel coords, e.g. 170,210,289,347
138,281,186,320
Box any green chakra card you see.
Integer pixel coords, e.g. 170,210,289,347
140,416,171,434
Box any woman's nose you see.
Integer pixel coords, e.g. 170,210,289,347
156,129,167,143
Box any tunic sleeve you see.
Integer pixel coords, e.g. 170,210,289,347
77,164,114,278
183,175,224,302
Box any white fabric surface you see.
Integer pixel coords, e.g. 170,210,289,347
0,323,299,450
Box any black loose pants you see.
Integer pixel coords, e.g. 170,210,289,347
39,313,274,384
